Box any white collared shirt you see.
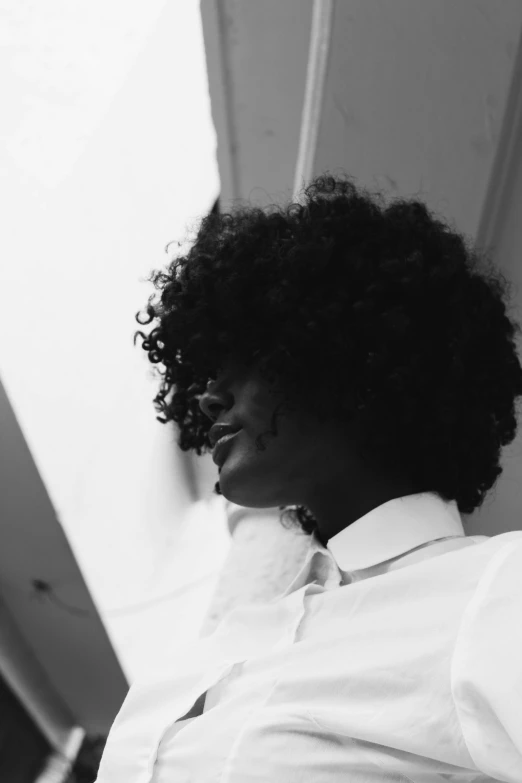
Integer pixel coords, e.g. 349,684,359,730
95,493,522,783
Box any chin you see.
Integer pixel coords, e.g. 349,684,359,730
217,467,282,510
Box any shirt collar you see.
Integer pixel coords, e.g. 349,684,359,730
314,492,465,572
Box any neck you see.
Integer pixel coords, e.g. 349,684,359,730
305,475,421,544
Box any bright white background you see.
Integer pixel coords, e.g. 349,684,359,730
0,0,231,682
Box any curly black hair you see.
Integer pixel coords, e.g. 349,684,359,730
133,171,522,538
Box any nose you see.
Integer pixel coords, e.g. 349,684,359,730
199,379,231,422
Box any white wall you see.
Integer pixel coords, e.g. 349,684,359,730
0,0,231,683
315,0,522,240
200,0,314,208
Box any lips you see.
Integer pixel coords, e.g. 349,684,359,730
208,423,241,449
212,430,240,466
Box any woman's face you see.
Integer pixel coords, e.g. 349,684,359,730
198,358,352,512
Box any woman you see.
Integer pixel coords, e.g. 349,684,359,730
95,172,522,782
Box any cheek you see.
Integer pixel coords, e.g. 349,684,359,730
241,428,305,480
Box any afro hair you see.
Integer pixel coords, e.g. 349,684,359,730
134,171,522,537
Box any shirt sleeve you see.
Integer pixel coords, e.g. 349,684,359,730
451,536,522,783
